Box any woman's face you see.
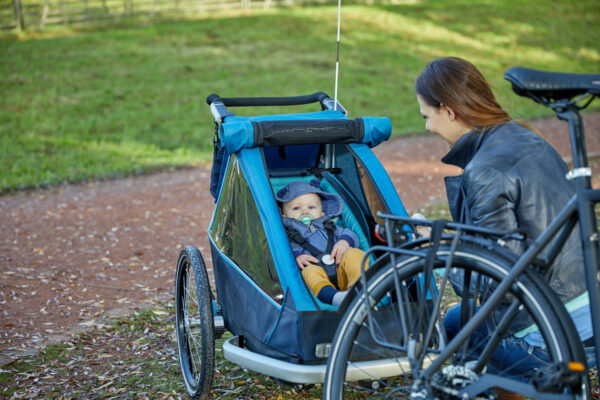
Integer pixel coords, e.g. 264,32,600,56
416,95,471,145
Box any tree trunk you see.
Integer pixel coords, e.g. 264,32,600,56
13,0,25,30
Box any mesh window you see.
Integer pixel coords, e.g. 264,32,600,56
332,144,389,228
210,154,283,302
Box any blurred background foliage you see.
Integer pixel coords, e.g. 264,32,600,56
1,0,599,191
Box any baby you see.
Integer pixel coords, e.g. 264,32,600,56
276,180,369,306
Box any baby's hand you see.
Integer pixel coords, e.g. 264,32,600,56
411,213,431,237
331,239,350,264
296,254,319,270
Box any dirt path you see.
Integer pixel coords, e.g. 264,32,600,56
1,113,599,365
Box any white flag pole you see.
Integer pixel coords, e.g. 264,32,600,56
334,0,342,111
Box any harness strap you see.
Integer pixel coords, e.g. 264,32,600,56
321,220,338,288
321,264,338,290
285,226,322,256
286,220,339,289
323,219,336,254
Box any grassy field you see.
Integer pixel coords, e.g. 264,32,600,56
1,0,599,192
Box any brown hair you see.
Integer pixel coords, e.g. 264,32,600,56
415,57,512,127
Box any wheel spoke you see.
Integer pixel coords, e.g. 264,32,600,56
183,268,203,383
187,330,202,377
324,244,579,399
175,248,215,398
185,285,199,308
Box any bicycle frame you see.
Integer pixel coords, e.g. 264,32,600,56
363,101,599,394
425,104,600,379
559,106,600,374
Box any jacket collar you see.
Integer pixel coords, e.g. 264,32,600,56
441,126,489,169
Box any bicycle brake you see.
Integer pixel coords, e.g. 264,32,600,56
532,361,585,392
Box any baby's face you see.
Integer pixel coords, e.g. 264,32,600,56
282,193,324,221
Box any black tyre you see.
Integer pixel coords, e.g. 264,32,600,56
324,242,588,399
175,245,215,399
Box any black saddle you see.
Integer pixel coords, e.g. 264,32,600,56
504,67,600,102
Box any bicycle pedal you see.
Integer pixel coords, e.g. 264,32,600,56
532,361,585,392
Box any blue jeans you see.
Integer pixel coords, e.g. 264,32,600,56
584,346,596,369
444,303,551,380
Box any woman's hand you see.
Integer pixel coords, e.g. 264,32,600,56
331,239,350,264
296,254,319,270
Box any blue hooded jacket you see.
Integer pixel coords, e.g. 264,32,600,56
276,180,359,258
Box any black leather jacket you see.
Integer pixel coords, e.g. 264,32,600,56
442,121,586,304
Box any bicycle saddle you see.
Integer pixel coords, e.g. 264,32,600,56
504,67,600,101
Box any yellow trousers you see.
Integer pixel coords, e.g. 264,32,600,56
301,248,369,298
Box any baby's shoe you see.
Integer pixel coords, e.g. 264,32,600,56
332,290,348,306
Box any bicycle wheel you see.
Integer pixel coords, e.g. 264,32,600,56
324,242,588,399
175,245,215,400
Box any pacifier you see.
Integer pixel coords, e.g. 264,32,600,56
299,214,314,225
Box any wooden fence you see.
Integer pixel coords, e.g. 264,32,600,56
0,0,326,30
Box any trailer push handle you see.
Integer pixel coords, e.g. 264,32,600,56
206,92,346,123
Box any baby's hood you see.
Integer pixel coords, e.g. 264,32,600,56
275,179,344,217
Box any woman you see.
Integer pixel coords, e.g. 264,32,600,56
414,57,593,381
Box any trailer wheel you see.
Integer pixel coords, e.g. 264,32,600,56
175,245,215,399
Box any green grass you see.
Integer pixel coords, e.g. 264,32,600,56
1,0,599,192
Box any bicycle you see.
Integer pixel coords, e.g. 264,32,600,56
322,67,600,399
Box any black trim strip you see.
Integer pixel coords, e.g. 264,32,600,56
207,92,329,107
252,119,364,147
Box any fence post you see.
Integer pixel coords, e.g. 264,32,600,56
40,0,50,28
61,0,69,24
122,0,131,20
13,0,25,30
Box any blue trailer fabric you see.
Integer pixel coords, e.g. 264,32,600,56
209,240,301,360
219,110,344,154
361,116,393,148
206,109,409,363
349,143,409,217
263,144,321,170
220,112,392,153
212,143,409,313
270,175,371,252
269,175,370,312
210,235,337,363
236,148,318,311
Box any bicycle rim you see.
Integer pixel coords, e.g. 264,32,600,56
324,243,587,399
175,246,214,399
